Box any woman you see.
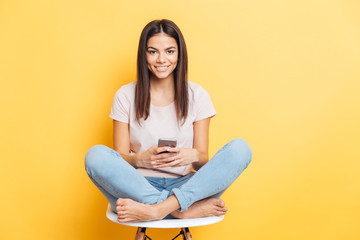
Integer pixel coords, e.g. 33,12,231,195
85,19,252,223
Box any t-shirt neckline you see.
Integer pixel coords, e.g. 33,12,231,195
150,101,175,110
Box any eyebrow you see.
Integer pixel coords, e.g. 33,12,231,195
147,46,177,50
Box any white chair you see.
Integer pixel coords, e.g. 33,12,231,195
106,203,224,240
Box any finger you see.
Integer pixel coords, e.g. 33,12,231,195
153,152,177,161
151,158,171,168
156,146,171,154
158,159,182,168
153,159,173,166
150,160,158,167
151,159,166,168
166,147,180,153
160,154,180,164
161,152,177,159
167,159,183,167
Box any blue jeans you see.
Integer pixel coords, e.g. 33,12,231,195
85,139,252,214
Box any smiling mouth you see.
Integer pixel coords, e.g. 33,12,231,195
155,66,170,72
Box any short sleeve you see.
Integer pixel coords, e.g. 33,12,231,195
109,86,130,123
194,85,216,122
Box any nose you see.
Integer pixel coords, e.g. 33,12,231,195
157,52,166,63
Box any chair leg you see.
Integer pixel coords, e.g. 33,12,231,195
135,227,146,240
181,228,192,240
135,227,192,240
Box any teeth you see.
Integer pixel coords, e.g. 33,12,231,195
156,66,168,71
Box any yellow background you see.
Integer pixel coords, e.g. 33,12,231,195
1,0,359,239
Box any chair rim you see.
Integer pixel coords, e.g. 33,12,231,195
105,203,224,228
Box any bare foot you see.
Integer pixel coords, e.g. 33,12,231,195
171,198,227,219
116,198,162,223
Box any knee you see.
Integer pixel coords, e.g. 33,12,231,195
226,138,252,168
85,145,111,171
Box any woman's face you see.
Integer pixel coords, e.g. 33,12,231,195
146,33,178,81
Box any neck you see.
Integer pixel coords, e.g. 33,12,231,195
150,75,175,106
150,74,175,91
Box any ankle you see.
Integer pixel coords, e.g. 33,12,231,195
170,210,184,219
150,203,168,220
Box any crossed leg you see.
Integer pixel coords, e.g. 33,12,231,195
86,139,251,223
116,196,227,222
116,138,252,222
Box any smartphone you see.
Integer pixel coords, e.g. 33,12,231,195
158,138,177,148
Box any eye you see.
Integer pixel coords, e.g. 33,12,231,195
167,50,175,54
148,50,157,55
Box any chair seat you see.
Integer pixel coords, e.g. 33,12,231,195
106,203,224,228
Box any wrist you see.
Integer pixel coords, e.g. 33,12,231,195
193,149,200,163
192,150,207,170
134,153,143,168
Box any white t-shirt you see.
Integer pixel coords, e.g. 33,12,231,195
109,81,216,178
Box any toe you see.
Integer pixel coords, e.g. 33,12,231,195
116,205,127,212
116,198,124,205
214,199,225,208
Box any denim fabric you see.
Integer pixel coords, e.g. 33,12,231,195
145,174,194,193
85,138,252,213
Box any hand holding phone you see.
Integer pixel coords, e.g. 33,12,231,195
158,138,177,154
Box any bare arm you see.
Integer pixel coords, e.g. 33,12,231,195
113,120,136,166
192,117,211,170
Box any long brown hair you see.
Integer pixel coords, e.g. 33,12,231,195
135,19,188,124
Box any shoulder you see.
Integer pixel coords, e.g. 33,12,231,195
187,81,216,120
116,81,136,93
188,81,206,92
114,81,136,99
188,81,211,101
